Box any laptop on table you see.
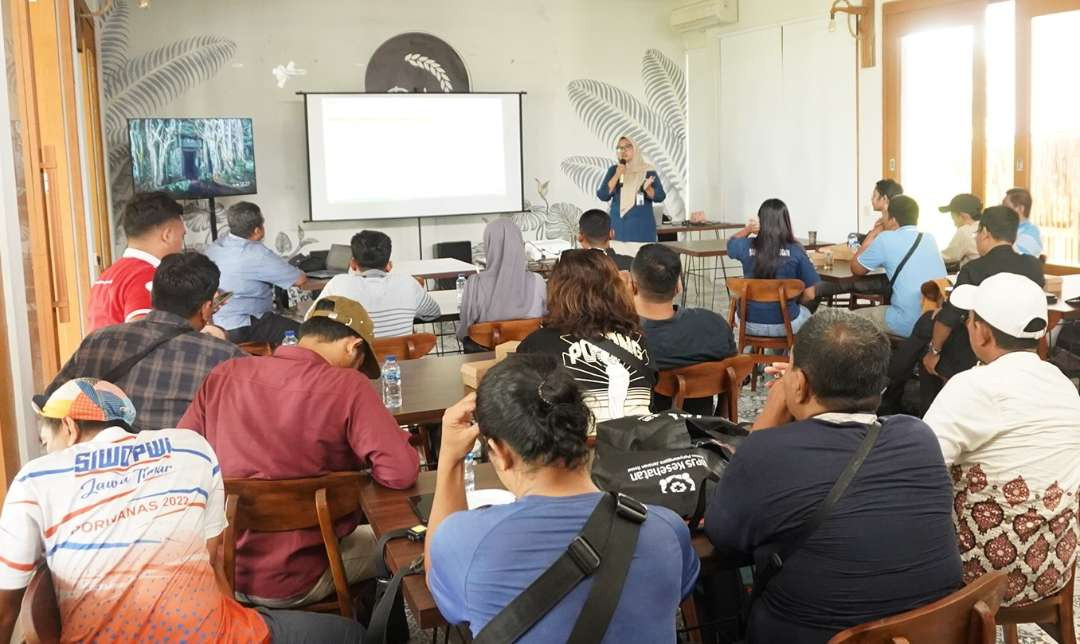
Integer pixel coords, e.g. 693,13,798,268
306,244,351,279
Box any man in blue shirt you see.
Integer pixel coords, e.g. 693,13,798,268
1004,187,1043,257
205,202,310,345
851,195,946,337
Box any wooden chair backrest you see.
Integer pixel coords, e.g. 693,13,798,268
828,570,1008,644
223,472,365,617
920,277,954,314
726,278,806,347
238,341,273,356
468,318,542,349
372,332,437,362
21,566,60,644
654,360,738,420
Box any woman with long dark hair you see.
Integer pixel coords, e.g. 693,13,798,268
517,249,654,422
424,355,698,642
726,199,820,336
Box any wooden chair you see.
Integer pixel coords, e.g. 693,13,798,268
998,570,1075,644
372,332,437,362
726,278,805,390
238,341,273,356
467,318,542,350
828,570,1008,643
223,473,365,618
654,354,775,421
920,277,953,314
20,566,60,644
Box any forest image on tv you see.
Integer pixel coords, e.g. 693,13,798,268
129,118,256,199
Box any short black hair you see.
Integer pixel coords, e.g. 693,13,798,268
887,195,919,227
631,243,681,302
43,417,131,434
791,309,890,412
351,230,392,270
874,179,903,200
151,252,219,318
578,209,612,245
299,300,361,342
1005,188,1032,216
225,201,264,239
122,192,183,239
475,354,591,470
972,312,1040,352
978,206,1020,243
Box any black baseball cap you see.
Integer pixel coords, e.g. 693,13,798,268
938,193,983,218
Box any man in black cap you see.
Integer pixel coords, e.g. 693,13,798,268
938,193,982,268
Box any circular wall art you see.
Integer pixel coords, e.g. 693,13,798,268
365,32,470,94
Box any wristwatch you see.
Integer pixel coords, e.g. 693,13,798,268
928,344,942,355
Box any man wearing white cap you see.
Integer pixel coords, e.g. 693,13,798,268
924,273,1080,608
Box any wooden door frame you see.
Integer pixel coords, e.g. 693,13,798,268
0,273,21,497
75,0,111,271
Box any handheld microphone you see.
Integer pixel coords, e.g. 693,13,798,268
617,158,626,185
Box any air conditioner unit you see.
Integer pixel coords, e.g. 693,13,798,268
670,0,738,33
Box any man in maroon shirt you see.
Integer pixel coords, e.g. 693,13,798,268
179,295,419,607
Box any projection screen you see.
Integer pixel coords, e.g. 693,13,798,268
304,93,524,221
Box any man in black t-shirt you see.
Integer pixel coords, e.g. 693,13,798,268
705,309,961,643
578,209,634,271
631,244,735,414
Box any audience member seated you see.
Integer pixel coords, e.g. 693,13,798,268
938,193,982,267
726,199,819,336
457,219,546,349
887,207,1044,412
578,208,633,270
631,243,735,415
1005,187,1042,257
426,355,699,642
87,192,185,331
867,178,904,232
179,295,419,607
0,378,362,643
924,273,1080,608
851,195,947,337
48,252,244,432
205,201,310,345
318,230,440,338
705,309,962,643
519,249,654,422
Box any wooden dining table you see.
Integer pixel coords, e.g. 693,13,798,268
388,352,494,426
358,464,721,632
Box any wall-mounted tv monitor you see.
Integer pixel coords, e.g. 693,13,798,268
128,117,257,199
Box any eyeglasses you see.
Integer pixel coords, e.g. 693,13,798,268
616,144,633,151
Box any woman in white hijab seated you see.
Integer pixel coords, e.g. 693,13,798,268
457,219,546,351
596,135,666,242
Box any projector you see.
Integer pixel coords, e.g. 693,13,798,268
525,239,572,261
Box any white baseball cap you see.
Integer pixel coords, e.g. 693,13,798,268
949,272,1048,339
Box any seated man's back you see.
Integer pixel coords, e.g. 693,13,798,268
0,426,268,641
179,296,419,601
430,492,697,643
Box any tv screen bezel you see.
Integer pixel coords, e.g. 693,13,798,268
127,116,258,201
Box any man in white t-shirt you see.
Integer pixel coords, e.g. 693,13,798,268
318,230,440,337
924,273,1080,607
0,378,361,642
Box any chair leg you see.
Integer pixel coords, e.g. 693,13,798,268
1003,624,1020,644
680,595,704,644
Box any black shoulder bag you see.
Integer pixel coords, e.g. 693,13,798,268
751,421,882,601
582,336,657,388
883,234,924,304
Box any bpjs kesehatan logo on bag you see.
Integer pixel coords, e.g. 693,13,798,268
626,454,707,494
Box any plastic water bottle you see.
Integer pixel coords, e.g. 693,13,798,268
456,274,467,305
464,441,480,493
381,356,402,408
847,232,860,251
281,330,299,346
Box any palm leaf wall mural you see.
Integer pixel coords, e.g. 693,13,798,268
562,49,687,220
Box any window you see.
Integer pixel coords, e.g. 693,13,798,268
885,0,1080,264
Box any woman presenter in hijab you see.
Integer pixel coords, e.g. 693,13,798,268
596,135,666,242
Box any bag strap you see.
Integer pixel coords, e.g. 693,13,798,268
752,420,882,599
582,336,657,387
474,493,647,644
366,550,423,644
103,324,192,383
888,233,924,290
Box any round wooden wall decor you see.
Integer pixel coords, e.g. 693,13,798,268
365,32,470,94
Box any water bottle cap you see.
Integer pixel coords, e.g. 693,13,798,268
385,355,397,361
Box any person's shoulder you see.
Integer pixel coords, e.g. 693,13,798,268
680,307,728,327
644,503,691,541
196,333,247,357
434,502,528,550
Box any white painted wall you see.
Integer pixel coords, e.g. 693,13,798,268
113,0,687,259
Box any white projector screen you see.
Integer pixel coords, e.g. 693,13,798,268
304,93,524,221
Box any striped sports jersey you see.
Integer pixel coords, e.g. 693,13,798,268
0,426,268,642
317,269,441,338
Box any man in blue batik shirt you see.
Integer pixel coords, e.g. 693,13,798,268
205,201,311,345
1004,188,1043,257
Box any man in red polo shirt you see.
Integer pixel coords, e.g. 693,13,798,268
179,295,419,607
88,192,185,331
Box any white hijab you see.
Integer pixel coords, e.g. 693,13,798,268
617,135,655,216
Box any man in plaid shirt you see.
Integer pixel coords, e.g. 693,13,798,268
47,252,244,431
